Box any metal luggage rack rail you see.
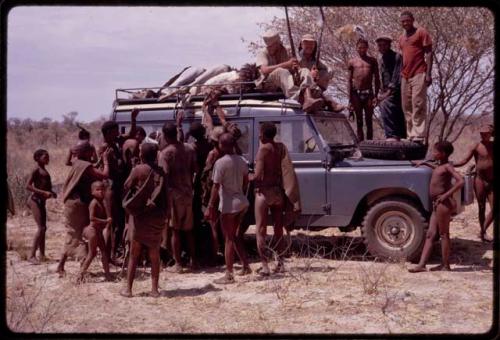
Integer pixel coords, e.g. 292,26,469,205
114,81,293,102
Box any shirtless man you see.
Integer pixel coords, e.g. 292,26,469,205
453,125,494,242
26,149,57,264
205,133,252,283
159,123,198,273
348,38,381,141
98,108,139,264
250,122,288,276
409,141,464,272
79,181,112,282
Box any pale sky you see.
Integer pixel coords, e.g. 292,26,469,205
7,6,282,122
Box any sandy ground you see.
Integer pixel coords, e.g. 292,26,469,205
5,202,495,334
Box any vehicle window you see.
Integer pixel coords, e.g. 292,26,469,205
312,116,356,146
260,120,319,153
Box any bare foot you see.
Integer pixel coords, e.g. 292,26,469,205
56,269,66,278
76,273,86,284
237,267,252,276
119,289,132,298
213,272,235,284
430,264,451,272
256,265,270,277
149,290,160,298
28,257,40,265
39,255,49,262
167,264,183,274
408,266,426,273
272,262,285,273
104,274,113,282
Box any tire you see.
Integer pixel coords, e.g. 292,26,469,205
359,140,427,160
361,198,427,261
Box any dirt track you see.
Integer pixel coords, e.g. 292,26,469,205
6,203,494,334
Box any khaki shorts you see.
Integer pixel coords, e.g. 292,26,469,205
168,197,194,231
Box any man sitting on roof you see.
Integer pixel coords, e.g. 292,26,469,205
298,34,345,113
255,30,324,113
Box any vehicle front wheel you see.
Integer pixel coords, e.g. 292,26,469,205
361,198,427,262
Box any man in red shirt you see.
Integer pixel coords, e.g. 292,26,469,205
399,11,433,143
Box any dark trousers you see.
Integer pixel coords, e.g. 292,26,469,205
379,91,407,139
351,91,374,141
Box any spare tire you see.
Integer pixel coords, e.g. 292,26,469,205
359,140,427,160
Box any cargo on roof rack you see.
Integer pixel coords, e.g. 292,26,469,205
113,83,302,112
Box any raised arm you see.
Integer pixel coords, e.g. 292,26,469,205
87,149,111,180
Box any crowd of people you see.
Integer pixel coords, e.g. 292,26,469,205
19,10,494,297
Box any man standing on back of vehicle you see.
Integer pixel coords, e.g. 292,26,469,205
255,30,324,113
399,10,433,144
348,38,380,141
376,35,407,141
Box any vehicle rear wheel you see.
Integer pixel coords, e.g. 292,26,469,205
359,140,427,160
361,198,427,261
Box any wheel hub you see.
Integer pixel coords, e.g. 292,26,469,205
375,211,414,249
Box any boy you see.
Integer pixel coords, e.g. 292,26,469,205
120,143,167,297
347,38,381,141
205,133,252,284
26,149,57,264
409,141,464,272
66,126,97,166
453,125,494,242
78,181,112,282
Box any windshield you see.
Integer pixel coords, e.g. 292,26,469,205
312,115,357,147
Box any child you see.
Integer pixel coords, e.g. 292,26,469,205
66,125,98,166
78,181,112,282
409,141,464,272
453,124,494,242
26,149,57,264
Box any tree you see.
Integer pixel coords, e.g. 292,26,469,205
252,7,493,144
62,111,79,129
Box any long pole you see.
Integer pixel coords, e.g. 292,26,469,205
284,6,300,85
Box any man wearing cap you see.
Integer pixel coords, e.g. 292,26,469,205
376,35,406,141
453,124,494,242
255,30,324,113
399,11,433,143
298,34,345,112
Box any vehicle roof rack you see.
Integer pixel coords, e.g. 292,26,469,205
113,83,302,111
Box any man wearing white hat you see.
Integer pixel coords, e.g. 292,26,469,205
255,30,324,113
298,33,344,112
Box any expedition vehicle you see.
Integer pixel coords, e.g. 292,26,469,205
111,87,474,261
